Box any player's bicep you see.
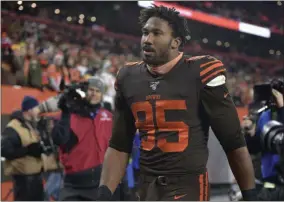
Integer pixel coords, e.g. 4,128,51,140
201,84,246,153
109,92,136,153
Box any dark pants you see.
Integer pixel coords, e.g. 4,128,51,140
59,165,121,201
12,173,44,201
137,172,210,201
258,186,284,201
59,184,121,201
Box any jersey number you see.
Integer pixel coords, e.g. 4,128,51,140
131,100,189,153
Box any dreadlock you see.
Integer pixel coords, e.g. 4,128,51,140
139,5,190,47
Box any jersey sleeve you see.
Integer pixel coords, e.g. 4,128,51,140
197,55,227,86
108,67,136,153
201,83,247,153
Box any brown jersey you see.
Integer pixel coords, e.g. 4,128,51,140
109,54,246,176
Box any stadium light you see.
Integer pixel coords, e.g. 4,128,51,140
31,3,36,8
224,42,230,47
138,1,153,8
137,1,271,38
269,49,275,55
91,16,96,22
113,4,121,10
216,40,222,46
276,50,281,55
54,9,60,14
202,38,208,43
67,16,72,22
17,1,22,5
18,5,23,11
277,1,282,6
78,19,84,24
79,14,85,19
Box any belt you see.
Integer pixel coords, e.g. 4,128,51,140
64,165,102,188
13,173,43,184
140,172,207,186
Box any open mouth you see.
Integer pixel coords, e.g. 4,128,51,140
142,48,155,55
143,50,154,55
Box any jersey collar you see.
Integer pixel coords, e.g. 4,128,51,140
147,52,184,75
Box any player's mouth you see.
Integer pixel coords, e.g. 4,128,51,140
143,51,155,56
142,47,155,56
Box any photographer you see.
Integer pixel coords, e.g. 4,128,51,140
51,77,119,201
231,80,284,200
243,79,283,183
1,96,59,201
255,79,284,184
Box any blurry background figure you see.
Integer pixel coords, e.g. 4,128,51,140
48,78,120,201
43,117,63,201
1,96,44,201
95,65,116,111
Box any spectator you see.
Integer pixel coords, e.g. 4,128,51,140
1,96,58,201
51,77,120,201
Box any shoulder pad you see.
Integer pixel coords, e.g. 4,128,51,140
184,55,208,63
199,55,226,85
185,55,226,85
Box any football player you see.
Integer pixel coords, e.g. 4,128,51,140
97,5,257,201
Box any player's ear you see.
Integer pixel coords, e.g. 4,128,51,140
171,37,182,49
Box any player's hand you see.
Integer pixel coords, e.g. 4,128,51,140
95,185,112,201
272,88,284,108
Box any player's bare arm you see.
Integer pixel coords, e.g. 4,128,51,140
99,147,129,193
97,67,136,200
199,57,256,200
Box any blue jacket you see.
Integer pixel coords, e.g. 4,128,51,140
125,133,140,188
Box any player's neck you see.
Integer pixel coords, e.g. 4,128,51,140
147,52,183,75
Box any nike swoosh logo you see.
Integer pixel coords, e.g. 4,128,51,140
174,194,187,200
224,92,229,98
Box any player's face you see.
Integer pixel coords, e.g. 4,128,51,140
86,86,103,105
141,17,175,66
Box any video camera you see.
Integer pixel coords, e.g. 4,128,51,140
37,116,58,155
229,121,284,201
242,78,284,131
253,78,284,113
58,80,89,113
261,120,284,184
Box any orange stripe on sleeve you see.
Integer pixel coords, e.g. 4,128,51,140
200,62,224,77
199,174,204,201
200,60,221,68
205,172,209,201
201,69,226,83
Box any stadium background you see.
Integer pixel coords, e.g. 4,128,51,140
1,1,284,201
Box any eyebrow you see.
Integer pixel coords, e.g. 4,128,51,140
142,27,163,33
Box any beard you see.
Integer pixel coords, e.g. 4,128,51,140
141,41,172,67
142,49,171,67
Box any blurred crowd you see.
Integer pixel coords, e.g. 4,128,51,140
1,10,283,107
179,1,284,32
